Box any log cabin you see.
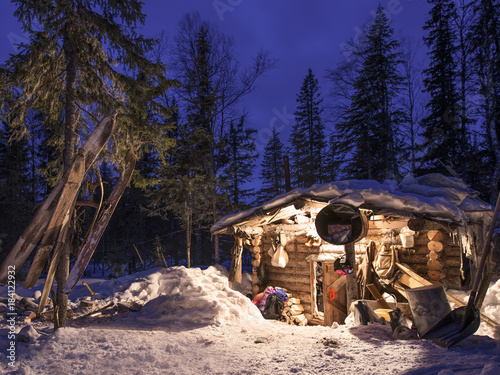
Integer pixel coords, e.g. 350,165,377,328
211,174,495,326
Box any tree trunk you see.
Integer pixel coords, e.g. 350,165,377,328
56,1,77,329
214,234,220,264
0,114,116,284
185,198,192,268
54,239,72,328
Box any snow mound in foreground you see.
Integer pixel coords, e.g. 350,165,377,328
108,265,264,326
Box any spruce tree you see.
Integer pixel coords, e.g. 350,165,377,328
289,68,326,187
0,122,33,264
324,132,342,183
455,0,476,152
168,12,274,263
219,115,258,211
258,127,285,203
420,0,466,175
145,100,213,268
471,0,500,200
335,5,404,181
1,0,173,328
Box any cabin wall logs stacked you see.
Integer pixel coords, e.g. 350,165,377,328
400,221,463,289
252,235,323,315
249,218,465,317
251,234,358,316
357,219,464,289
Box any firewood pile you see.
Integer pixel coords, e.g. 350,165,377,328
0,294,73,323
280,293,308,326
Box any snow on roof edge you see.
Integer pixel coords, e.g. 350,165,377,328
211,174,492,234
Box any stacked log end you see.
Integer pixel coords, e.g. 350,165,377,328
254,234,327,316
281,294,308,326
401,221,462,289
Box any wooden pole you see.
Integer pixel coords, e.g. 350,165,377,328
133,244,144,266
161,252,168,268
63,150,135,294
471,193,500,309
345,243,358,311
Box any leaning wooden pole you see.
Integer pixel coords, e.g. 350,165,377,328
0,113,117,285
63,149,136,294
345,242,358,312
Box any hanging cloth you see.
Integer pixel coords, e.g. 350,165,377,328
271,232,289,268
229,237,244,283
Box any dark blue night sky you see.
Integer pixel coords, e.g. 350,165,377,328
0,0,430,150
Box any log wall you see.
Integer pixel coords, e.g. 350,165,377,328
250,217,466,320
357,218,463,289
252,235,323,315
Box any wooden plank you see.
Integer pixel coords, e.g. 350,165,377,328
398,273,429,289
443,246,462,257
396,263,436,287
368,219,409,229
399,254,431,265
323,262,347,326
25,154,86,288
267,273,311,285
413,245,432,255
393,281,408,299
0,181,63,283
345,243,358,311
396,262,499,328
309,260,317,316
444,257,461,267
37,207,74,314
367,284,391,309
266,279,311,293
63,150,136,294
262,258,310,271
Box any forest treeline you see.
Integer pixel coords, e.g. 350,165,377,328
0,0,499,280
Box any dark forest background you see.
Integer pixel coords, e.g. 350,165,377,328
1,0,499,279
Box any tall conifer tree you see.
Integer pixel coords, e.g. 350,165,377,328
471,0,500,200
335,5,404,181
421,0,466,175
167,13,274,263
1,0,173,328
289,68,326,187
258,127,285,203
219,115,258,211
0,122,33,263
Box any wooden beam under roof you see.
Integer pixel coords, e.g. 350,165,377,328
214,198,329,235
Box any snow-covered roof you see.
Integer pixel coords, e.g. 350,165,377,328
211,174,492,234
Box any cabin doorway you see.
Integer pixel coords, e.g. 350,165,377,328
315,261,324,314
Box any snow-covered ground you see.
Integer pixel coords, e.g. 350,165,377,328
2,265,500,375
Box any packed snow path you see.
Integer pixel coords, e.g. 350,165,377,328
1,266,500,374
